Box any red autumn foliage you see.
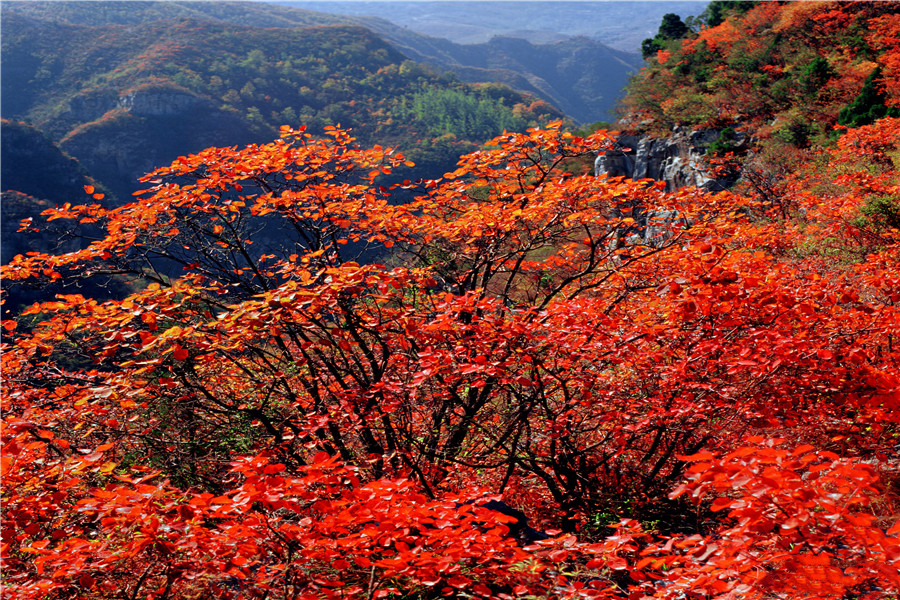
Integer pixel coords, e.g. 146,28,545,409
2,116,900,598
625,1,900,135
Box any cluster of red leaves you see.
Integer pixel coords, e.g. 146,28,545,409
2,119,900,599
626,1,899,133
663,440,900,599
3,443,569,599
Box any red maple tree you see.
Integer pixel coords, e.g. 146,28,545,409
3,116,900,598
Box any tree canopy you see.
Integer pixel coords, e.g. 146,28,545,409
3,2,900,598
627,1,900,139
3,114,900,598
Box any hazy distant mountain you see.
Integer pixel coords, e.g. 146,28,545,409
398,34,641,124
278,1,710,52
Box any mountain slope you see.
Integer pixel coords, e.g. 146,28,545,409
3,0,643,124
623,1,900,138
1,119,93,269
1,120,133,314
0,119,97,208
1,10,560,200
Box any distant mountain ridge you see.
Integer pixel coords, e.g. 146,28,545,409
407,35,639,124
278,1,709,52
3,0,644,124
2,6,566,202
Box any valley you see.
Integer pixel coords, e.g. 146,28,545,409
1,0,654,211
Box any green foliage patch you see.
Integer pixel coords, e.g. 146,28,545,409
839,67,900,128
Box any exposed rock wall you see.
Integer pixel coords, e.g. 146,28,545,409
116,90,204,116
68,87,206,123
595,127,749,248
594,127,746,192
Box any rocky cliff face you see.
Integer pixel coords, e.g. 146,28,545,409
68,88,206,123
594,127,747,192
595,127,748,248
116,89,205,117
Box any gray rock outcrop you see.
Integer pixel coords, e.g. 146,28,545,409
595,127,746,192
67,87,206,124
117,89,204,116
594,127,749,248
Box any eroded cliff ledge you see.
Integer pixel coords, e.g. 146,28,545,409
594,127,748,192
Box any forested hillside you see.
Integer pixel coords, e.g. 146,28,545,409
625,1,900,137
1,6,561,201
3,2,900,600
617,0,900,205
3,0,641,128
